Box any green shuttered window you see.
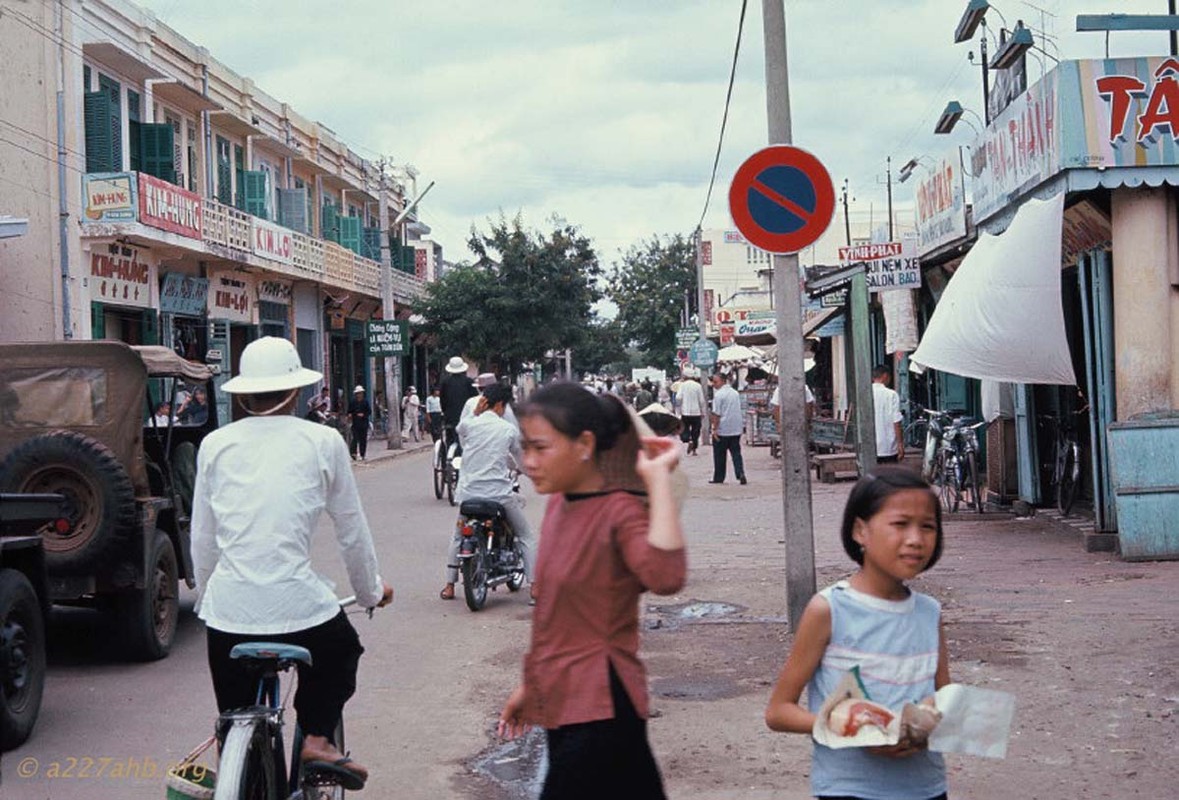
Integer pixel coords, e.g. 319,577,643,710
84,91,120,173
139,123,176,183
243,171,269,220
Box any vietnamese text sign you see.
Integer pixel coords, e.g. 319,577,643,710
251,217,294,264
207,269,255,323
914,149,968,257
689,338,718,368
258,278,292,305
160,273,208,316
82,173,137,222
837,241,921,292
367,320,408,356
89,245,154,308
139,173,203,239
676,328,698,348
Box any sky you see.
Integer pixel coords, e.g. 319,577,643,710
137,0,1175,269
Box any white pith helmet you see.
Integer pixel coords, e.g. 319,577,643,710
221,337,323,395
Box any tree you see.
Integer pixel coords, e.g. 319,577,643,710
414,214,602,374
572,317,632,376
606,234,696,369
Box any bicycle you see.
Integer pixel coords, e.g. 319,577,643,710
933,416,987,514
902,401,930,451
432,425,460,505
213,598,373,800
1038,412,1084,516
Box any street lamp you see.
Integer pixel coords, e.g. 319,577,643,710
990,22,1033,69
898,156,935,184
954,0,989,43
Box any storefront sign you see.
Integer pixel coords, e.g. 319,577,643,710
207,270,255,323
251,217,294,264
713,307,772,324
89,245,153,308
701,240,713,265
802,297,845,337
257,279,292,305
676,327,698,348
723,231,746,244
138,173,202,239
160,273,208,316
82,173,137,222
914,149,968,257
733,317,774,338
414,248,428,279
366,320,407,356
837,241,921,292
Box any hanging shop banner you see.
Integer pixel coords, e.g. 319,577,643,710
138,173,203,239
160,273,208,316
257,278,293,305
914,149,968,257
89,244,154,308
82,173,137,222
251,217,294,264
207,269,256,324
837,241,921,292
733,311,775,338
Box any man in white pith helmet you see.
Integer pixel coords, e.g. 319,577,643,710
191,337,393,790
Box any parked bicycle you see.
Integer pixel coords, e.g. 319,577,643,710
903,401,931,451
922,409,987,514
1038,411,1084,516
432,425,460,505
213,597,373,800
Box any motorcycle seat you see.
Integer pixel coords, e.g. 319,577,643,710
459,499,507,519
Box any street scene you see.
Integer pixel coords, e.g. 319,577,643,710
4,0,1179,799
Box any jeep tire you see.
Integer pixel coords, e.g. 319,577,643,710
0,569,46,751
116,531,178,661
0,431,136,574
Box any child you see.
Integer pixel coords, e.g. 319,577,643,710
497,382,686,800
765,466,949,800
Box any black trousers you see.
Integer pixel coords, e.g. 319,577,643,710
681,415,702,453
206,610,364,738
350,424,368,459
712,434,745,482
428,412,443,441
541,667,666,800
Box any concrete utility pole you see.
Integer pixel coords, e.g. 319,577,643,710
694,227,712,442
762,0,815,631
377,167,403,451
849,268,877,476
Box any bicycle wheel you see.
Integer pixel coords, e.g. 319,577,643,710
905,418,929,450
936,454,960,513
432,443,445,499
1057,446,1079,516
461,547,488,611
446,463,456,506
965,452,983,513
215,717,279,800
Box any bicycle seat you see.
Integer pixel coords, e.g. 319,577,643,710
230,642,313,667
459,499,507,518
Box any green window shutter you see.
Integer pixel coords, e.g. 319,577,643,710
127,91,141,173
243,171,268,219
140,309,159,345
339,216,362,255
91,301,106,339
277,188,308,233
362,227,381,261
234,145,245,210
215,137,232,205
321,203,339,243
139,123,176,183
400,245,417,274
84,92,116,173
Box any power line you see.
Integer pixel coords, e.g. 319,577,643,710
695,0,748,234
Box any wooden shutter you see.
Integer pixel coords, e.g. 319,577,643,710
139,123,176,183
339,215,362,255
277,188,308,233
243,171,269,219
362,227,381,261
321,203,340,243
84,92,117,173
91,301,106,339
234,145,245,210
140,309,159,345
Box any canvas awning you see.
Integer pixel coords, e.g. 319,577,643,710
911,193,1076,385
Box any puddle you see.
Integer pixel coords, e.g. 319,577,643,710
649,599,746,621
468,728,546,799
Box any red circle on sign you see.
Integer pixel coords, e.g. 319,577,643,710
728,145,835,254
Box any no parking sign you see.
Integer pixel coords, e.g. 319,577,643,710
728,145,835,254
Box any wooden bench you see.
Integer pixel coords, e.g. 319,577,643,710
809,415,853,453
813,452,859,483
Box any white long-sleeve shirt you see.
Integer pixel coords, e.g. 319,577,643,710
455,411,521,503
191,415,385,634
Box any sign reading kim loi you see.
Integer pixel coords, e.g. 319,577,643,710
139,173,202,239
82,173,137,223
89,245,154,308
207,269,256,324
251,217,294,264
838,241,921,293
914,150,968,257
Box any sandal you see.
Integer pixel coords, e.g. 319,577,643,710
439,584,455,600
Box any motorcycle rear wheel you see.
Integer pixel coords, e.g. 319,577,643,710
461,549,488,611
506,541,526,592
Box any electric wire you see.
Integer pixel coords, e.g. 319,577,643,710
695,0,748,235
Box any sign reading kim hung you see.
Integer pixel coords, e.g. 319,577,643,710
82,173,137,223
138,173,202,239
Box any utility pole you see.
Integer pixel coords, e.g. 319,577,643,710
842,179,852,246
694,227,712,443
886,157,894,241
762,0,815,631
377,165,403,451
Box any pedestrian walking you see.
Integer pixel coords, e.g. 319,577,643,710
497,382,686,800
348,386,371,461
708,373,746,484
402,386,421,442
873,365,905,464
765,466,948,800
426,386,443,441
677,371,705,455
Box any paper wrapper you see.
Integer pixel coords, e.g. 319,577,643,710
813,669,1015,759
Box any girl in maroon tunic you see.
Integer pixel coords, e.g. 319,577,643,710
498,383,687,799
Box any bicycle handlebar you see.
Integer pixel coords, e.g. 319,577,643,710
337,595,375,618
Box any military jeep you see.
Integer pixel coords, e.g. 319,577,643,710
0,341,218,661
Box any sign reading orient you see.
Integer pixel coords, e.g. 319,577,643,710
728,145,835,254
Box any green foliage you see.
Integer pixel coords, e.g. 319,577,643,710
572,317,632,375
607,234,697,369
414,214,602,373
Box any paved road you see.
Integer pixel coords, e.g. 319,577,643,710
6,444,539,799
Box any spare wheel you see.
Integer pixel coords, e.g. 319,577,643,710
0,431,137,573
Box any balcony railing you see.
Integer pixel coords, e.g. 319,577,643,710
80,171,426,302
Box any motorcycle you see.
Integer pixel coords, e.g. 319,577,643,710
455,493,525,612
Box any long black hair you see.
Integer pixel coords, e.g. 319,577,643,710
517,382,631,454
839,465,943,570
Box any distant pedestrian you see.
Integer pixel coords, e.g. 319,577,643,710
708,373,745,484
633,381,654,411
402,386,421,442
765,466,948,799
873,365,904,464
348,386,371,461
426,387,443,441
677,372,705,455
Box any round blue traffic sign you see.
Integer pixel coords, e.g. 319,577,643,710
729,146,835,254
689,338,719,368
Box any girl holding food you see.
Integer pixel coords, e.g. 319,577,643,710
765,466,950,800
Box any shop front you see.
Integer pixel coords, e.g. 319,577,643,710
87,241,159,344
207,267,258,423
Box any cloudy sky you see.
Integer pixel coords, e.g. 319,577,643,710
139,0,1172,267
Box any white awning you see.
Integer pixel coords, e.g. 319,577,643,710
911,193,1076,385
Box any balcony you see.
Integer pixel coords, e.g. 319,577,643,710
80,171,425,304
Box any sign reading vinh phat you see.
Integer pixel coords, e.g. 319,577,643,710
837,241,921,292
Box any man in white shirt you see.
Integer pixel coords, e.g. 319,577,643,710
425,386,443,441
677,371,706,455
872,364,904,463
191,337,393,790
440,384,534,602
709,373,747,485
461,373,518,429
402,385,421,442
